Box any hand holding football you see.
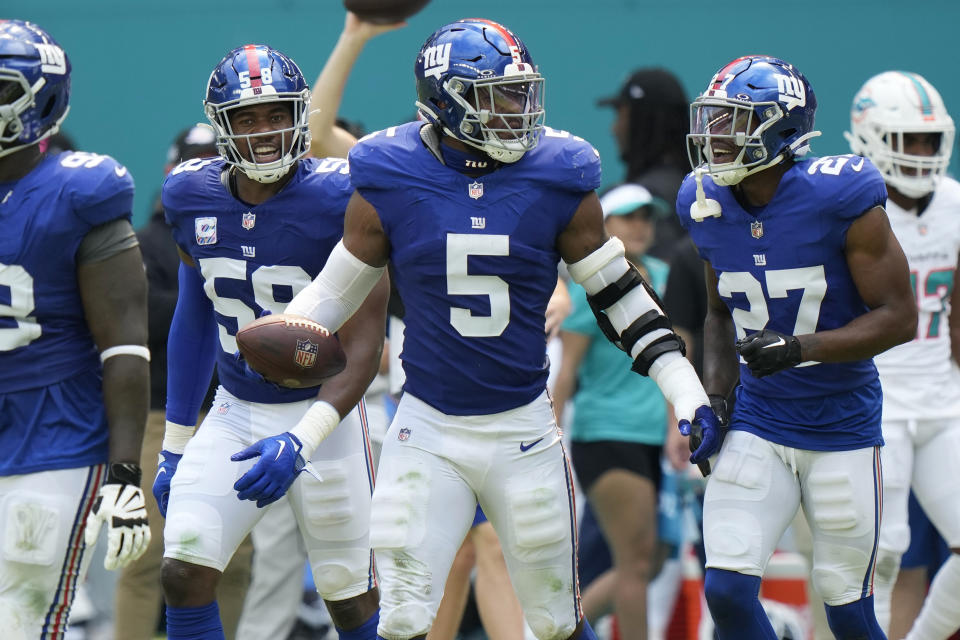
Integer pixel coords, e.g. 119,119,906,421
236,314,346,389
343,0,431,24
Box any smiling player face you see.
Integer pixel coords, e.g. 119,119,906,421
227,102,295,165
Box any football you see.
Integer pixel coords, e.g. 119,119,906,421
236,314,346,389
342,0,431,24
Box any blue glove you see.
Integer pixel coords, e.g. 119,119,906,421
231,432,307,508
678,404,724,476
152,450,183,518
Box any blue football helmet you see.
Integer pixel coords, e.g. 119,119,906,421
0,20,71,159
687,55,820,186
414,18,544,163
204,44,310,183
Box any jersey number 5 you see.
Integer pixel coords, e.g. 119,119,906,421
447,234,510,337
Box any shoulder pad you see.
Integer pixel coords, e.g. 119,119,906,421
348,123,423,190
799,155,887,220
58,151,135,227
517,127,601,192
161,157,223,224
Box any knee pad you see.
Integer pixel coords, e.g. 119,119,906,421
310,549,372,600
162,501,225,570
825,596,885,639
872,546,901,590
379,602,432,638
523,609,577,640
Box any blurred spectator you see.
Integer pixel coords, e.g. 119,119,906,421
597,68,689,261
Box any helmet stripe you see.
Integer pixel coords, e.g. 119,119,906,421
901,71,934,121
710,56,753,92
243,45,263,88
469,18,518,48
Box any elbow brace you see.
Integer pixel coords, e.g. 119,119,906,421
566,237,685,375
285,240,384,333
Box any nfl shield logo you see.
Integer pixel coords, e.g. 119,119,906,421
242,212,256,230
468,181,484,200
294,339,318,369
750,221,764,239
398,427,411,441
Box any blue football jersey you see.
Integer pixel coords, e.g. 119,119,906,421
0,151,135,474
349,123,601,415
677,155,888,451
163,157,352,404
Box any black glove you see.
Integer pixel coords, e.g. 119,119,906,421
736,329,802,378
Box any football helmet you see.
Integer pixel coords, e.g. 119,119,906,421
846,71,954,199
0,20,71,159
204,44,310,183
687,55,820,186
414,18,544,163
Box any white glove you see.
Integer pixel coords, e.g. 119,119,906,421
84,463,151,570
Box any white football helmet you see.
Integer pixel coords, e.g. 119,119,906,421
846,71,954,199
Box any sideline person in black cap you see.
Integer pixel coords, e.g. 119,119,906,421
598,68,690,261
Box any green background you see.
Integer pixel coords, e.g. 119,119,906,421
8,0,959,226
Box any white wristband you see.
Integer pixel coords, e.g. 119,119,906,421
100,345,151,363
291,401,341,461
649,354,709,424
162,421,196,454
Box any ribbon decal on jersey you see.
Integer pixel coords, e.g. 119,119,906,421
468,181,484,199
195,217,218,245
294,338,318,369
242,212,256,230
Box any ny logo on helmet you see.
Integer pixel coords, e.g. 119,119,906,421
775,74,806,111
423,43,452,80
36,44,67,75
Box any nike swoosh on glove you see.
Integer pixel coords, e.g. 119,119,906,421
231,432,307,508
152,450,182,518
736,329,802,377
678,404,725,476
85,463,151,570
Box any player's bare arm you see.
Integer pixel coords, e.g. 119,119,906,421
315,271,389,418
308,12,405,159
556,191,608,263
344,190,392,268
798,206,917,362
702,261,740,398
78,245,150,465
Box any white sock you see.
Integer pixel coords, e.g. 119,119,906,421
904,554,960,640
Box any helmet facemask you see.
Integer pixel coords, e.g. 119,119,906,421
0,67,68,158
688,98,782,186
424,67,544,163
206,87,310,184
851,123,953,199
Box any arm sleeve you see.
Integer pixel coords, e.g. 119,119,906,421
165,261,218,426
